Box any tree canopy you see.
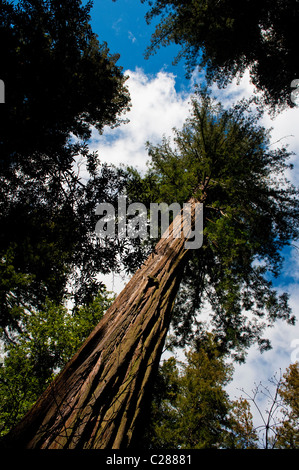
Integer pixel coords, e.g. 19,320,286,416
0,0,137,337
127,92,299,361
0,0,130,174
142,0,299,111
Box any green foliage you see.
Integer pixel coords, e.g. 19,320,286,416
227,398,259,449
275,363,299,448
0,289,114,437
127,92,299,360
143,0,298,110
0,160,138,335
143,337,234,448
142,342,299,449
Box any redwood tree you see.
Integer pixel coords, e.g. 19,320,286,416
1,94,298,449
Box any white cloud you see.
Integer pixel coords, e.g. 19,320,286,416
210,69,259,105
283,247,299,283
112,18,122,34
262,106,299,186
128,31,137,43
92,67,299,182
90,68,191,172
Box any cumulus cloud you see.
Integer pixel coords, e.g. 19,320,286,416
91,67,299,182
90,68,191,172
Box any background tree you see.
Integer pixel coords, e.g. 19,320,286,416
0,289,114,437
0,0,135,338
142,0,299,111
230,363,299,448
274,363,299,448
0,0,130,171
142,347,299,449
227,398,259,449
2,93,298,448
232,376,283,449
141,335,234,449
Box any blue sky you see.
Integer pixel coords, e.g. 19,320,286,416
90,0,186,89
87,1,299,440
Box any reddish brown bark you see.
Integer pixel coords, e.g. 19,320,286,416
1,199,201,449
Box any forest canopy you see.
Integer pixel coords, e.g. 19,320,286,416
142,0,299,111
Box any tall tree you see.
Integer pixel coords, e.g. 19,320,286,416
142,336,234,449
0,0,133,335
1,93,298,449
128,93,299,361
142,0,299,111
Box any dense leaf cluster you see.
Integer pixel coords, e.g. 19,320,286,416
142,337,234,449
0,290,114,436
0,0,130,173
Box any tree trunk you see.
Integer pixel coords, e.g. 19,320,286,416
1,199,201,449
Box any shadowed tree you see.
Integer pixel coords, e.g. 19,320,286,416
0,0,133,334
141,336,235,449
1,93,298,449
141,0,299,111
274,363,299,448
0,0,130,172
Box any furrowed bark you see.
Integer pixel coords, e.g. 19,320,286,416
1,198,202,449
